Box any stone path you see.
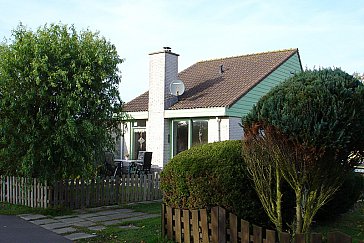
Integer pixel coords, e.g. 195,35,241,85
18,202,160,241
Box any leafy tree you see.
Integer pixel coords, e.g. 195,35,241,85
242,68,364,234
0,23,123,181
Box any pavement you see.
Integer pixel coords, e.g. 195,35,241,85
0,201,160,242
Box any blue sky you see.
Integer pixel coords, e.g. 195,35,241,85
1,0,363,102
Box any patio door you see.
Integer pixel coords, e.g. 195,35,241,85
172,119,208,156
132,128,146,159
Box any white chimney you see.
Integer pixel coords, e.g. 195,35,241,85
147,47,179,167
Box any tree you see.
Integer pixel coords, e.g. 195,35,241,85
242,68,364,234
0,23,124,181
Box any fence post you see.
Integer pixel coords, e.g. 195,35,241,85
191,209,199,243
211,207,219,243
295,233,306,243
327,231,352,243
266,229,276,243
161,203,166,239
175,208,182,243
279,232,291,243
229,213,238,243
253,225,262,243
310,233,322,243
166,206,173,240
241,219,250,243
183,209,191,243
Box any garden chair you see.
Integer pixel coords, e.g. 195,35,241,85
135,151,152,174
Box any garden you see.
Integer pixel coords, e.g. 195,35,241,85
0,23,364,242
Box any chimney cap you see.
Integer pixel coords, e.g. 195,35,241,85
149,47,179,56
163,47,172,52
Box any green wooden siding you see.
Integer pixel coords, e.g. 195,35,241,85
226,53,302,117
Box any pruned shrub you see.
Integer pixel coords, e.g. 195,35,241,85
161,140,269,225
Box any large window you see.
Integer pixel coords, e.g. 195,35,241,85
172,119,208,156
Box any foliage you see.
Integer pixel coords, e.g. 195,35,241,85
244,68,364,163
161,140,269,226
316,172,364,220
312,201,364,243
0,23,123,181
242,68,364,234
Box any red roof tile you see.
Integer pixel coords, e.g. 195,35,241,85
123,49,299,112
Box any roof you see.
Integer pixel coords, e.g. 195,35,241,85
124,48,299,112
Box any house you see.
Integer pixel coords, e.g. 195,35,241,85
115,47,303,168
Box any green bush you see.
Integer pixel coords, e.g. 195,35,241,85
161,140,269,225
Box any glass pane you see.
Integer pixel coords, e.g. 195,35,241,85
173,120,189,155
192,120,208,147
133,130,146,159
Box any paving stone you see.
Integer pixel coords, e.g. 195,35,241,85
72,221,96,227
95,210,122,216
41,222,69,230
85,215,112,222
53,215,77,220
64,232,97,241
102,219,122,226
31,218,58,225
59,217,85,224
51,227,78,234
18,214,47,221
88,225,106,231
111,208,134,214
77,213,99,218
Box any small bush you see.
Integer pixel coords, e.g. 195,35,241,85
161,140,269,225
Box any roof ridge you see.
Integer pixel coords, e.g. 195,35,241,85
196,48,298,64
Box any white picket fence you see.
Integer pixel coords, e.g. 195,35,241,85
0,176,49,208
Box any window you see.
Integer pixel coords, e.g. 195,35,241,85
132,120,147,159
172,119,208,156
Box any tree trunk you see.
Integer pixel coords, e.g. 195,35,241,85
295,189,303,234
275,165,283,233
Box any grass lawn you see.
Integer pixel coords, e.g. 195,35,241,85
76,202,171,243
311,201,364,243
1,200,362,242
0,202,73,216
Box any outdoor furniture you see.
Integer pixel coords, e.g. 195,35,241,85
113,159,142,176
135,151,153,174
113,151,153,176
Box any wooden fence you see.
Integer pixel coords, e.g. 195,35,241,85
162,204,363,243
53,173,162,209
0,173,162,209
0,176,50,208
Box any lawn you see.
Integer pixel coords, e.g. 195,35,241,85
312,201,364,243
76,202,170,243
1,200,362,242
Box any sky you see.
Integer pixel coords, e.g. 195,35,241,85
1,0,363,102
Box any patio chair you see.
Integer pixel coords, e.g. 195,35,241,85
135,151,152,174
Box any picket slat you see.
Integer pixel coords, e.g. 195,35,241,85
0,173,161,209
161,204,355,243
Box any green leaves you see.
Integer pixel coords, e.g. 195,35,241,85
0,23,124,181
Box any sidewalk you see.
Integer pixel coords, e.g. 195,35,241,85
18,202,160,241
0,215,71,243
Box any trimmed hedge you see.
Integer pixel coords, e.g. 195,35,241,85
161,140,269,225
